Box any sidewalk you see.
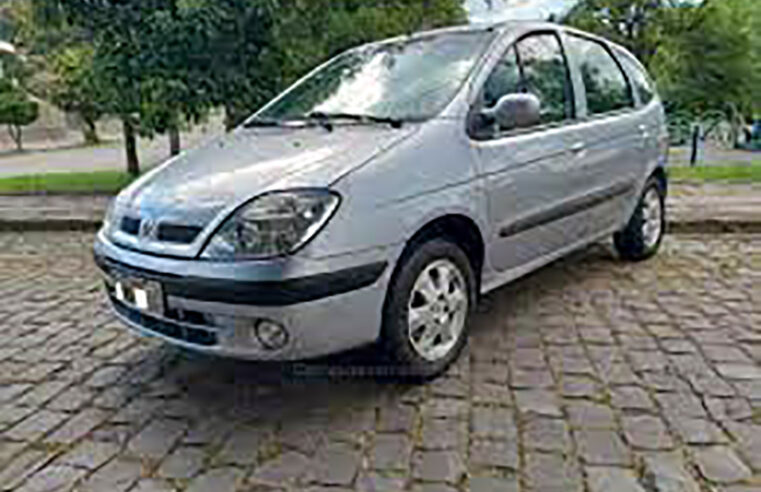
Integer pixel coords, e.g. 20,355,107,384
0,182,759,232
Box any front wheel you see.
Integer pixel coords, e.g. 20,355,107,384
614,177,665,261
381,239,475,380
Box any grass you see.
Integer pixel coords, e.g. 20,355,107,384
669,163,761,183
0,170,137,195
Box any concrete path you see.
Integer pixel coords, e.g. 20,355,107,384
0,125,223,177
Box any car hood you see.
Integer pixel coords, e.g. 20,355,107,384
108,124,416,257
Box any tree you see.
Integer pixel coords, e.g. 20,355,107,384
0,79,39,151
563,0,712,67
48,45,105,144
648,0,757,119
10,0,106,145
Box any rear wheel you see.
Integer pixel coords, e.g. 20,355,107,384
614,177,665,261
382,239,475,380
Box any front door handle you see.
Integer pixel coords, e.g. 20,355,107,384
570,141,586,153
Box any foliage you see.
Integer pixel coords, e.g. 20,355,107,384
669,164,761,183
649,0,758,119
0,78,39,151
564,0,759,130
0,170,136,194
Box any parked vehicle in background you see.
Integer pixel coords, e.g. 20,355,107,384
94,21,669,379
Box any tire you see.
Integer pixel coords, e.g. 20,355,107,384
381,238,476,381
614,176,666,261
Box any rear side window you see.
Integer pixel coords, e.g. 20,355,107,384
566,35,633,115
479,32,573,133
617,52,655,106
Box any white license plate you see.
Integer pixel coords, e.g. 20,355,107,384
113,278,164,314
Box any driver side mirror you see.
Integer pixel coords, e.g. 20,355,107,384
480,93,541,132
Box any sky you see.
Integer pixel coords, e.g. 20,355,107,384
464,0,580,22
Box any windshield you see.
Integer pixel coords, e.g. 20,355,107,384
255,30,496,123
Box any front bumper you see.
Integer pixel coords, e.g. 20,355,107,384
94,233,391,360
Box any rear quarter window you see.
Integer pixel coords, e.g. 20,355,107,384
565,34,634,116
616,52,656,106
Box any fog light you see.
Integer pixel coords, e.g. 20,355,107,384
255,320,289,350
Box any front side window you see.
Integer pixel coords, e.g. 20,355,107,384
566,35,634,115
476,32,573,135
617,51,655,106
255,30,496,123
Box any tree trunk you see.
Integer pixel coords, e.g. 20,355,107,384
168,126,181,156
82,117,100,145
7,125,22,151
122,117,140,176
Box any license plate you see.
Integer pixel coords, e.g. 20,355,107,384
112,277,165,315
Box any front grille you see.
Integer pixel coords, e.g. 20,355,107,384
111,295,218,347
157,224,203,244
118,216,202,244
121,216,141,235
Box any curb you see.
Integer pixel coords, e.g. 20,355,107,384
1,219,761,234
0,219,102,232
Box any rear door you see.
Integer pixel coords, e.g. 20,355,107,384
560,33,641,234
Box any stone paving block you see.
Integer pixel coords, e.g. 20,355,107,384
0,449,49,490
127,418,186,460
513,390,562,418
468,475,519,492
413,450,465,484
610,385,654,411
724,422,761,472
16,465,87,492
249,451,310,485
622,415,675,450
469,439,519,469
185,467,242,492
47,407,109,444
586,466,646,492
641,452,701,492
471,383,512,406
705,397,753,422
420,419,467,451
60,439,120,469
377,404,416,432
672,418,729,445
693,446,752,484
157,446,206,479
214,426,268,466
131,478,177,492
356,472,406,492
525,452,582,491
510,369,554,389
310,442,361,486
5,409,68,442
566,401,616,429
523,417,570,453
716,364,761,381
576,429,632,466
372,434,412,470
470,407,517,440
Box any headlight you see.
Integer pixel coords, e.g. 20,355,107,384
201,189,340,260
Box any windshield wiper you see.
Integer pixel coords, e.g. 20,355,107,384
243,117,309,129
306,111,406,129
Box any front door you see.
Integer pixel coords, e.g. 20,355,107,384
470,30,585,272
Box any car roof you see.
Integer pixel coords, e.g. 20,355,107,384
388,20,629,54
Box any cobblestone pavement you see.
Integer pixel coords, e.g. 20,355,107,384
1,232,761,492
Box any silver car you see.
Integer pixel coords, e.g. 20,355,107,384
94,21,669,378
